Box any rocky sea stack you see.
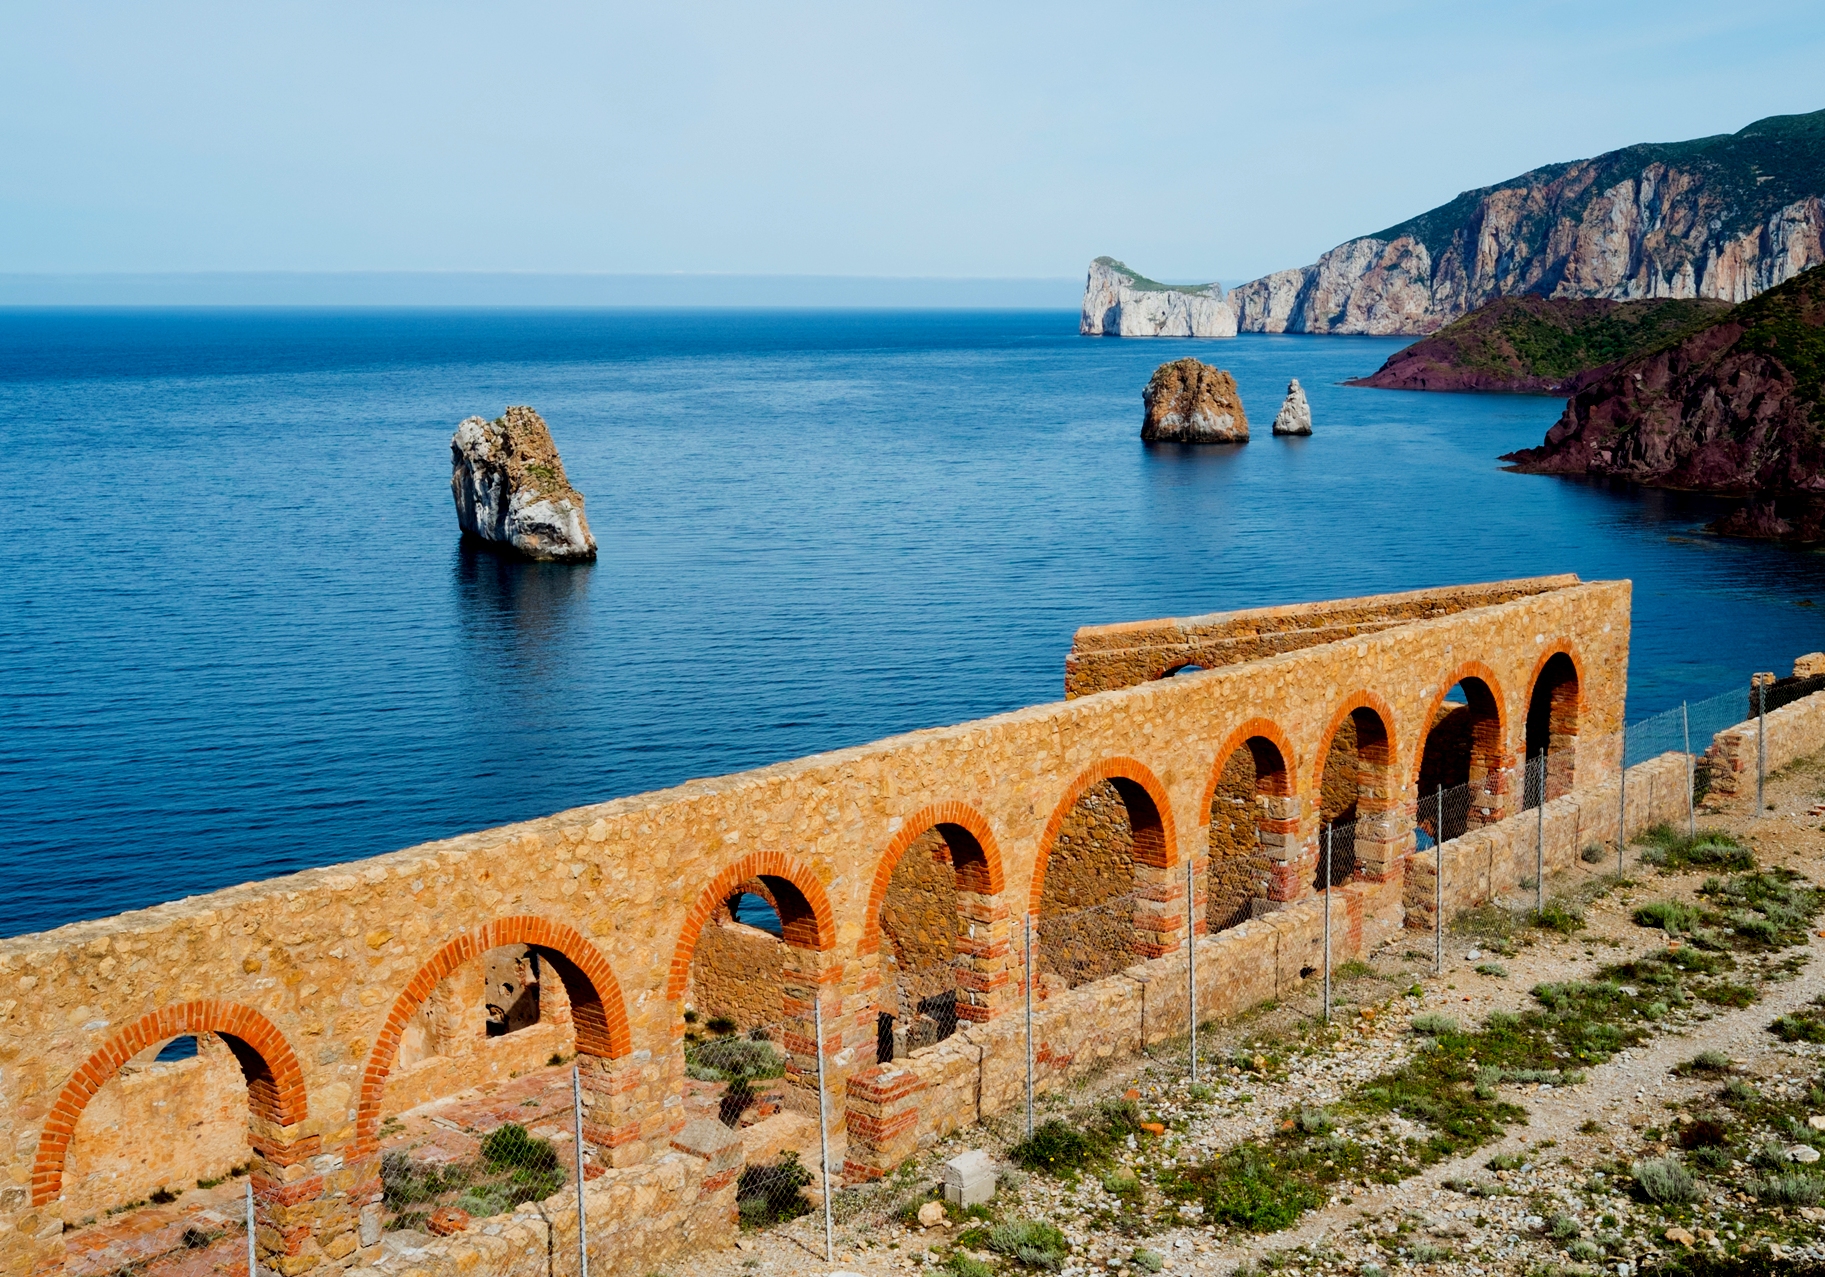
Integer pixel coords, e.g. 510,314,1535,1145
1141,359,1248,443
1272,379,1312,435
451,406,598,562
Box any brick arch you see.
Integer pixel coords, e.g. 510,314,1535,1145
32,1001,306,1206
860,802,1006,958
1308,690,1400,795
1409,660,1509,785
1199,717,1299,819
1524,640,1587,721
667,850,837,1001
1028,756,1179,917
355,916,631,1155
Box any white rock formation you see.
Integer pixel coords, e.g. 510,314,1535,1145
451,406,597,562
1080,258,1237,337
1271,379,1312,436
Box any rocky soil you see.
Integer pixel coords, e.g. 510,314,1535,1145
673,748,1825,1277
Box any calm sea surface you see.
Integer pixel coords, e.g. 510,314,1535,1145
3,308,1821,938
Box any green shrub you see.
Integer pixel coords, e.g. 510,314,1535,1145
945,1254,994,1277
1771,1009,1825,1043
1533,900,1585,934
705,1014,738,1034
1567,1239,1602,1261
1475,962,1509,978
1410,1013,1460,1036
1131,1249,1165,1274
1166,1142,1324,1232
480,1123,559,1172
1722,1079,1761,1106
1692,1146,1730,1171
1581,843,1607,865
1008,1100,1139,1176
1633,900,1699,933
1636,825,1754,870
985,1220,1069,1270
1549,1213,1580,1240
1754,1173,1824,1206
1632,1158,1697,1204
1676,1050,1732,1075
735,1152,813,1228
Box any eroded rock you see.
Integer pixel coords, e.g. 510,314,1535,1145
451,407,597,562
1271,379,1312,435
1140,359,1248,444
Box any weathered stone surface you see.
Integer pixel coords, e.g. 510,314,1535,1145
451,407,597,562
1271,379,1312,436
1140,360,1248,444
1080,259,1236,338
942,1149,995,1207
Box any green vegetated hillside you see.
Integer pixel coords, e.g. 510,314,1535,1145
1091,257,1220,295
1503,264,1825,540
1349,296,1732,393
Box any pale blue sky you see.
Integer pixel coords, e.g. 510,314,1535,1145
2,1,1821,285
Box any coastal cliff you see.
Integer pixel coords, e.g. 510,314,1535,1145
1080,258,1236,337
1086,108,1825,337
1502,265,1825,539
1349,296,1730,392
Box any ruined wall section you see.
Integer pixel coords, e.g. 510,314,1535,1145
1206,750,1269,931
1036,781,1138,990
0,576,1633,1272
877,828,960,1019
1066,576,1577,696
685,915,787,1032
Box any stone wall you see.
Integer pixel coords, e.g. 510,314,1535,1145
1206,750,1269,932
1705,685,1825,798
685,916,787,1033
61,1035,250,1215
0,576,1638,1277
1036,781,1137,989
878,829,960,1019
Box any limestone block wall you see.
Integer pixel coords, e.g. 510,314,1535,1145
340,1150,734,1277
877,828,961,1018
1705,687,1825,797
0,575,1634,1277
61,1035,250,1215
685,919,787,1032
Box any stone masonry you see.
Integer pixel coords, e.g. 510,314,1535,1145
0,577,1656,1276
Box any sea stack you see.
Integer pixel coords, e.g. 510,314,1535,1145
1271,379,1313,435
1140,358,1249,443
450,406,598,561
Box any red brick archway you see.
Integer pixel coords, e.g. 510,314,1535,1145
1199,718,1298,819
860,802,1006,958
667,850,837,1002
355,916,632,1155
1308,690,1401,799
32,1002,306,1206
1410,661,1509,787
1028,756,1178,917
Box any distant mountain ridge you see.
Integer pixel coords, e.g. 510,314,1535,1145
1083,109,1825,338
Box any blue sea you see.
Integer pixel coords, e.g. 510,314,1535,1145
3,308,1821,939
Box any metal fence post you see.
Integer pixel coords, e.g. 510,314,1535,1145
1024,912,1034,1139
571,1066,589,1277
1434,784,1444,977
1617,729,1628,876
1682,702,1695,837
1322,824,1332,1023
1186,856,1197,1083
246,1178,257,1277
1758,676,1768,815
1535,757,1545,918
813,996,833,1264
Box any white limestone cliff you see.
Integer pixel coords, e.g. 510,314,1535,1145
1080,258,1237,337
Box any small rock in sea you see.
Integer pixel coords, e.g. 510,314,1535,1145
1140,358,1248,443
1272,378,1313,435
450,406,597,562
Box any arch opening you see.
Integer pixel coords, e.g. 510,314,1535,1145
1416,677,1505,842
1206,736,1289,931
1525,652,1581,805
1036,776,1169,991
873,820,999,1062
1314,706,1395,890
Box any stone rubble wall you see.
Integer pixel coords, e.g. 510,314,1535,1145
684,918,787,1033
346,1150,733,1277
0,575,1635,1277
1705,687,1825,798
